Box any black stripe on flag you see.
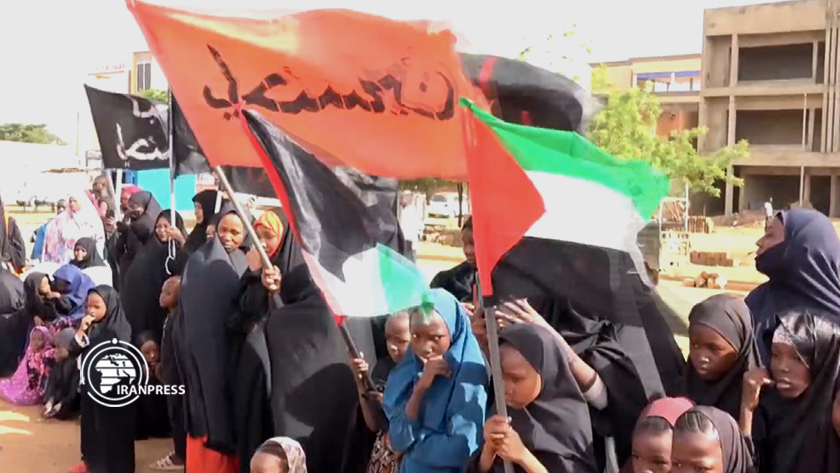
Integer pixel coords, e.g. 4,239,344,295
242,109,405,282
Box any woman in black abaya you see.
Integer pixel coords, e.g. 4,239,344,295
430,217,475,302
175,204,250,473
115,190,162,287
121,210,187,340
250,212,375,473
183,190,220,254
68,285,135,473
0,269,28,376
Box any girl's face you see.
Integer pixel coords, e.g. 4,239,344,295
217,214,245,252
770,342,811,399
671,431,724,473
409,310,451,362
85,292,108,321
127,200,144,218
384,314,411,363
461,228,475,264
500,344,541,409
250,452,286,473
68,197,82,213
159,278,180,309
73,245,88,262
206,224,216,241
194,202,205,224
688,324,738,381
756,217,784,257
256,225,281,257
30,330,45,352
140,340,159,367
632,430,673,473
155,217,172,242
38,276,51,296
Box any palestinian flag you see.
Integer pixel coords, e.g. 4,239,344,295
461,98,669,302
241,110,427,318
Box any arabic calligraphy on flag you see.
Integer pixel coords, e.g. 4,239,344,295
127,1,485,180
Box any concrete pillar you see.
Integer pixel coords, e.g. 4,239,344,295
724,35,739,216
804,167,812,205
830,174,839,217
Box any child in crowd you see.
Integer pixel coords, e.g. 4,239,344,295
135,331,171,440
250,437,308,473
627,397,694,473
671,407,753,473
0,326,56,405
350,311,411,473
150,275,186,471
43,328,81,419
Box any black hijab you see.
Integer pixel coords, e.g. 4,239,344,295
529,295,651,466
184,190,220,254
746,209,840,362
71,237,106,269
22,272,51,320
120,210,187,339
676,406,754,473
758,309,840,473
263,215,375,473
176,206,250,452
684,294,761,419
497,323,598,473
128,191,163,231
88,285,132,343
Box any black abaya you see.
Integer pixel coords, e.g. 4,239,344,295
121,211,187,340
70,286,135,473
0,196,27,273
116,191,162,287
176,210,249,453
430,260,475,302
0,271,41,376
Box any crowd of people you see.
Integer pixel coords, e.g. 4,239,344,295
0,175,837,473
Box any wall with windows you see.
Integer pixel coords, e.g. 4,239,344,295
131,51,168,93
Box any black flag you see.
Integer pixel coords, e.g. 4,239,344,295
171,95,211,176
85,85,170,170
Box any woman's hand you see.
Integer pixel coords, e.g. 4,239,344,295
261,265,281,293
485,415,528,464
33,316,44,327
498,299,548,328
742,367,772,413
349,355,370,390
166,226,185,245
45,292,61,301
416,356,450,391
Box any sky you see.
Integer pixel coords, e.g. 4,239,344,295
0,0,789,146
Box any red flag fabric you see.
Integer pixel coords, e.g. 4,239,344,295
127,0,484,179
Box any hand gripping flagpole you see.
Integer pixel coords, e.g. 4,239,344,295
166,88,177,275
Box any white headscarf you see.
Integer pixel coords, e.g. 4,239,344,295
41,191,105,264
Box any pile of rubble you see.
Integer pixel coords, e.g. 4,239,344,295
683,271,728,290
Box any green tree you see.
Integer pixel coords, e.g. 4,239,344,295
0,123,67,145
588,65,747,196
141,88,169,104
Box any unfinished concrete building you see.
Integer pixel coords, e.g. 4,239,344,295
701,0,840,216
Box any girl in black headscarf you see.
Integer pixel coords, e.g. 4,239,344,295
671,406,754,473
740,309,840,473
183,190,220,254
684,294,761,419
469,322,598,473
121,210,187,340
70,237,106,269
42,327,81,420
175,204,250,473
0,195,27,274
67,285,135,473
114,190,162,287
746,209,840,362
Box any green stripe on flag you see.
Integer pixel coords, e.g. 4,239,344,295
375,244,429,313
460,98,669,221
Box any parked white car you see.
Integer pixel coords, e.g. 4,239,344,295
427,192,469,219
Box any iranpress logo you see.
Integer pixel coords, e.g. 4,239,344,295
80,338,184,408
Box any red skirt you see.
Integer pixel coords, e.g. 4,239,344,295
186,435,239,473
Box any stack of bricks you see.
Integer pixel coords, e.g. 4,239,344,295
690,251,735,267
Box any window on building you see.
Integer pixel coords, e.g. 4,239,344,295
136,62,152,91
